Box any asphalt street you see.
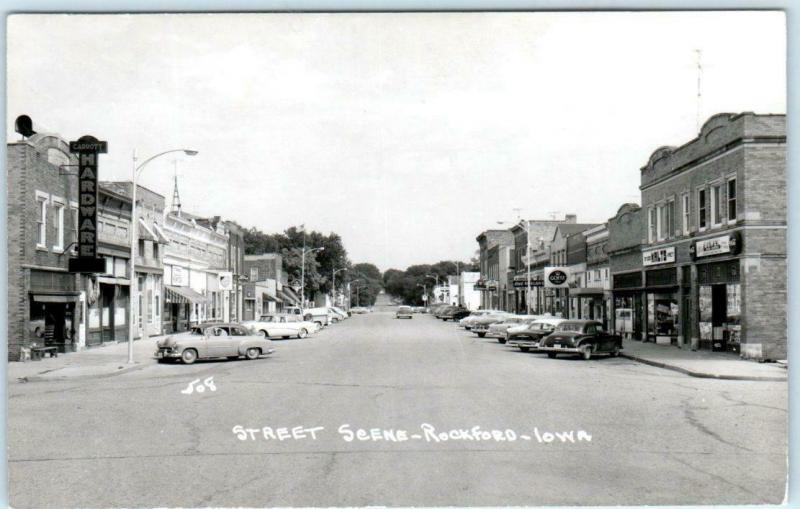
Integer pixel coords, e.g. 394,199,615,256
8,310,787,508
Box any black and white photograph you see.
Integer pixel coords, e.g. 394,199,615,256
3,8,791,509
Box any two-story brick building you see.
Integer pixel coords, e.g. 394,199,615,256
475,229,514,309
7,132,133,360
638,112,786,360
571,223,611,328
608,203,645,340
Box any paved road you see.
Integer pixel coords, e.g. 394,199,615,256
8,311,787,508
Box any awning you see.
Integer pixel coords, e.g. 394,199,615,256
32,292,81,303
152,223,171,244
262,292,282,303
138,218,158,242
279,288,299,305
165,285,209,305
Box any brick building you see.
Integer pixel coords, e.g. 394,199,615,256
637,112,786,360
475,229,514,309
546,222,598,317
7,133,133,360
509,215,576,314
608,203,645,339
571,223,611,328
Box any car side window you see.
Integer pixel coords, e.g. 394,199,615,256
231,326,246,336
585,324,597,335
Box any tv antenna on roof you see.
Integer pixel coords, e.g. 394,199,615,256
512,207,523,221
695,49,703,132
547,211,560,220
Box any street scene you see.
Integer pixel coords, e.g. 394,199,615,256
7,297,788,508
5,10,790,509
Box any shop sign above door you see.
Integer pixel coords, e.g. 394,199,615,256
643,246,675,266
693,233,741,258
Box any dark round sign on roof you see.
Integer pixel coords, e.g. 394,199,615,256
548,270,568,285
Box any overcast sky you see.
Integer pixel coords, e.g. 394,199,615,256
7,12,786,271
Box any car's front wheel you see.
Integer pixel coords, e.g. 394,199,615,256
477,332,486,338
298,328,308,339
518,346,530,353
181,349,198,365
245,348,261,360
498,338,506,344
547,352,557,359
259,329,269,338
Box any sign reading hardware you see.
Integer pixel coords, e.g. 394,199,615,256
68,135,107,274
544,267,570,288
695,234,735,258
643,246,675,266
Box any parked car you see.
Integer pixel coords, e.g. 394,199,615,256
350,306,369,314
241,314,318,339
328,307,348,322
303,307,332,327
507,317,565,352
538,320,623,360
459,309,503,330
335,306,351,318
396,305,413,319
442,306,471,321
155,322,275,364
486,315,541,343
471,312,514,338
433,305,455,319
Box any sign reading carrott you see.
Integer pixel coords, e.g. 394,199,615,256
544,267,570,288
68,135,107,273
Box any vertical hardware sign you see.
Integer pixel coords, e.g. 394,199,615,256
68,135,108,273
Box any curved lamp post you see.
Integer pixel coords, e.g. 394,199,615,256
128,148,197,364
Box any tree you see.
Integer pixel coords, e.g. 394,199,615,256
382,259,478,305
348,263,383,306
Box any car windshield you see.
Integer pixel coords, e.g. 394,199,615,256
557,322,585,332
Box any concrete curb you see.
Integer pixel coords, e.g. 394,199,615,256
15,360,151,383
620,353,787,382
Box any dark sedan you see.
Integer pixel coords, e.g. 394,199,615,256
538,320,622,360
442,306,471,321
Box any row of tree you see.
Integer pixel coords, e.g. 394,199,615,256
383,259,479,306
241,224,382,306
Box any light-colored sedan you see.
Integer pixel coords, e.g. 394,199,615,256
506,317,566,352
155,323,275,364
241,314,318,339
459,310,504,330
486,315,542,343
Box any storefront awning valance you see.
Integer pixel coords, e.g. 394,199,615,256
152,223,171,244
165,285,209,305
32,292,81,303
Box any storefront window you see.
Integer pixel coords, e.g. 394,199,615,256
647,293,678,338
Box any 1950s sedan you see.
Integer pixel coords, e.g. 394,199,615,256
538,320,622,360
156,322,275,364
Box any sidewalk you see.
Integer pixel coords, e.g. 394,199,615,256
620,338,787,381
8,336,163,383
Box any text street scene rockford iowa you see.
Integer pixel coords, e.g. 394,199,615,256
4,11,790,509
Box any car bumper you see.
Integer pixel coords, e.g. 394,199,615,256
507,339,541,348
155,349,182,359
538,345,581,353
396,315,412,319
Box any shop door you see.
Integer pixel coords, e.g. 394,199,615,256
681,294,691,346
101,284,115,343
711,284,727,345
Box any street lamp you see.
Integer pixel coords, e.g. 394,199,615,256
349,279,364,307
300,246,324,308
416,282,428,307
129,148,198,364
332,267,347,307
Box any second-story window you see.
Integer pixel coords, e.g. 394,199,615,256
711,184,722,226
250,267,259,281
648,208,656,243
698,189,707,229
53,202,65,251
727,178,737,221
36,196,48,248
682,194,690,235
